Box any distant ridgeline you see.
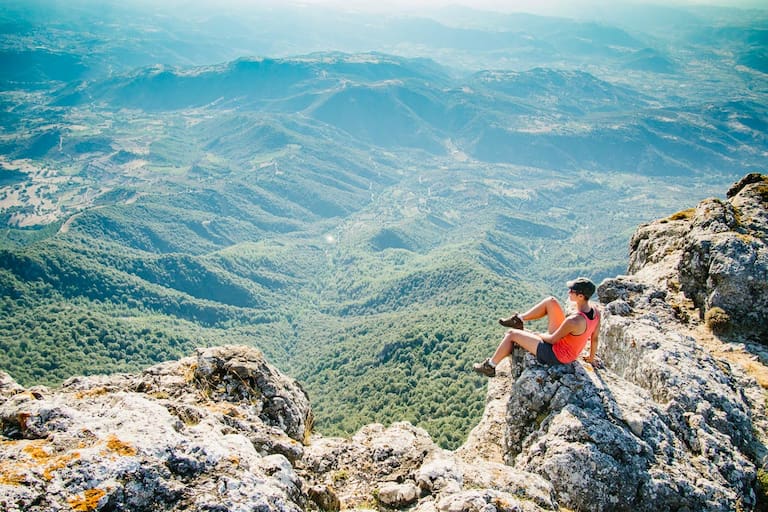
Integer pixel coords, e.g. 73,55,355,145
1,1,767,448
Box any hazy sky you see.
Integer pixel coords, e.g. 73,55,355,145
180,0,767,11
161,0,768,19
288,0,766,12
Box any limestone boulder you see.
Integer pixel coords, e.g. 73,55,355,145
301,421,557,511
0,345,311,512
628,173,768,340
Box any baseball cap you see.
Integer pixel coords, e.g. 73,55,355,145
567,277,596,298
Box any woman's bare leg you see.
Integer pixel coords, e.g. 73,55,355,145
490,329,546,364
481,296,567,371
521,296,566,334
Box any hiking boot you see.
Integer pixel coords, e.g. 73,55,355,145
498,313,524,329
473,359,496,377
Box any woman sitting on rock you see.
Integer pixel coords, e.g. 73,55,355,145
473,277,600,377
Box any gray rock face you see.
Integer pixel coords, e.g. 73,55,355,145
628,172,768,340
496,281,760,512
0,371,23,397
461,174,768,511
300,421,556,512
0,346,311,512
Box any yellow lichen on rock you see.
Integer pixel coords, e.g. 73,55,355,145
0,440,82,483
74,387,108,400
0,466,27,485
105,435,137,457
43,452,82,481
67,488,106,512
22,441,51,462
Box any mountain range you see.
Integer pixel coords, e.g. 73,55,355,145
0,0,766,448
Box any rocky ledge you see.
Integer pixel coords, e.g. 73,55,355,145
1,174,767,512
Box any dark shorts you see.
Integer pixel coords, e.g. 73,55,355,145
536,342,563,365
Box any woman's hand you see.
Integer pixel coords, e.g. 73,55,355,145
583,354,602,368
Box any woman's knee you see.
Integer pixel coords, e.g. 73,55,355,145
543,296,564,313
502,330,518,343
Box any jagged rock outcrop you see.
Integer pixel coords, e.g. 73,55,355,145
628,172,768,340
488,278,764,511
0,346,313,512
301,419,556,512
1,174,766,512
461,173,768,511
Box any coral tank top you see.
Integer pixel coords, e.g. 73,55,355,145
553,309,600,363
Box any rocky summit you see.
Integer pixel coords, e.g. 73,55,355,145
1,174,767,512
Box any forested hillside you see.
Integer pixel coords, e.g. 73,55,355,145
1,0,766,448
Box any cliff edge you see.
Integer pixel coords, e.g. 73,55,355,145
1,174,767,512
460,172,768,511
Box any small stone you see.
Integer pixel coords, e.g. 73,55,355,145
377,481,420,508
